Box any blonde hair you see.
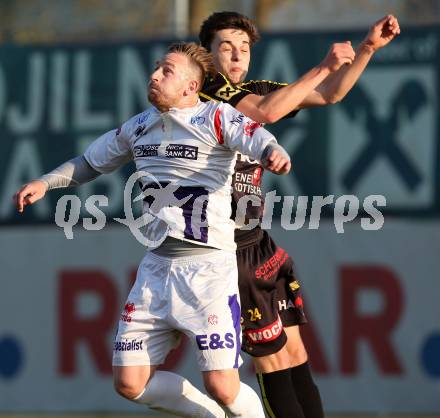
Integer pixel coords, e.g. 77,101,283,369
167,42,215,88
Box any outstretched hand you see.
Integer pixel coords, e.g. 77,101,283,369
13,180,48,213
363,14,401,51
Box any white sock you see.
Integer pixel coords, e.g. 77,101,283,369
133,370,226,418
222,382,265,418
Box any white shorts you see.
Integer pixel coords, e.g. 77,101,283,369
112,250,242,371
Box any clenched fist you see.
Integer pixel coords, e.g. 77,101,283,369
321,41,356,73
264,148,291,175
363,14,401,51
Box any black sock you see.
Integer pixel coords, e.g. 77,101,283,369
290,361,325,418
257,368,305,418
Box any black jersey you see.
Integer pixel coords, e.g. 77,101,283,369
200,73,298,247
200,72,289,104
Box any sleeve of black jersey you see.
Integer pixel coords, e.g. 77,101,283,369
200,74,300,120
239,80,300,120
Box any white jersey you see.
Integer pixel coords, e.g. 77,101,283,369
84,100,277,251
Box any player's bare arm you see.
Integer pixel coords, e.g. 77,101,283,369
303,14,401,107
235,41,354,123
235,15,399,122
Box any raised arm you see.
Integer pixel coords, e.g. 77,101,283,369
232,15,399,123
302,14,401,107
235,42,355,123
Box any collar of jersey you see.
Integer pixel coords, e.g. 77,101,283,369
151,99,204,115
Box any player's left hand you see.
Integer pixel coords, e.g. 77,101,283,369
265,149,291,175
363,15,401,51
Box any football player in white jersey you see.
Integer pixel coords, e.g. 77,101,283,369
14,42,291,418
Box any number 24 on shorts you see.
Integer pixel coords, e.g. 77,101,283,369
247,308,262,321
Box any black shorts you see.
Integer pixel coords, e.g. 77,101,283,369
237,229,307,357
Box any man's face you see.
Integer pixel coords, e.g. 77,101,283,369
210,29,251,84
148,52,192,109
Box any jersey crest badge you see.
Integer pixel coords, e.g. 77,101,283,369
215,84,241,101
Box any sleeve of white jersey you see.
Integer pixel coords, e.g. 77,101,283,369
218,102,277,162
83,119,133,174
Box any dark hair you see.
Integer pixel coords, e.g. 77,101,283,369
167,42,216,87
198,11,260,51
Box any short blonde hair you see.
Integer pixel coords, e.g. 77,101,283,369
167,42,215,89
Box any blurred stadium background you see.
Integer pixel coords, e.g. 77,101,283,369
0,0,439,417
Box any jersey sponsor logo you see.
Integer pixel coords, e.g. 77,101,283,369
190,116,205,125
255,247,288,281
244,316,283,343
278,295,303,311
234,172,259,184
289,280,300,291
165,144,198,159
207,314,219,325
136,112,150,124
135,124,147,137
230,113,244,126
134,144,198,160
252,167,262,186
196,332,235,350
294,296,303,308
114,339,143,352
120,302,136,322
234,183,261,195
134,144,160,157
278,298,296,311
243,121,262,137
234,172,262,195
215,84,241,101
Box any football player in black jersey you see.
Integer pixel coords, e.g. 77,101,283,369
199,11,400,418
